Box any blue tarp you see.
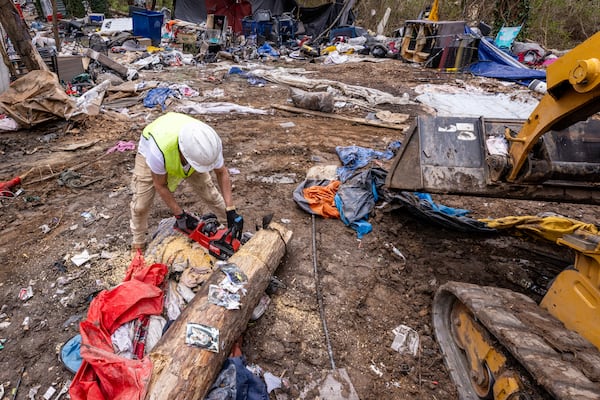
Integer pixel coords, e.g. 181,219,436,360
466,27,546,85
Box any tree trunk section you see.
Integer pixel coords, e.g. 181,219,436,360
0,0,48,72
144,221,292,400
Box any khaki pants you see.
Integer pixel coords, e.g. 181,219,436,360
129,153,226,246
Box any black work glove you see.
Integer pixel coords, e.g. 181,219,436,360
175,211,199,232
226,209,243,232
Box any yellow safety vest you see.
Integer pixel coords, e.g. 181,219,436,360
142,112,198,192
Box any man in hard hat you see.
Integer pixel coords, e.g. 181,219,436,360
129,112,241,253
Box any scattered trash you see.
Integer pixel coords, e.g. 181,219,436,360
208,285,242,310
251,294,271,320
247,173,297,184
370,362,384,377
218,262,248,294
81,211,96,226
279,121,295,128
71,250,95,266
22,316,30,331
280,218,291,224
0,338,6,349
0,322,11,330
100,250,115,259
19,286,34,301
106,140,136,153
0,116,18,131
60,335,83,374
42,385,56,400
386,243,406,264
13,366,25,400
399,363,411,375
28,385,41,400
391,324,420,356
53,380,71,400
263,371,283,393
185,322,219,352
176,100,268,115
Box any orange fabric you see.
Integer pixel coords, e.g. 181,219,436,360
303,181,341,219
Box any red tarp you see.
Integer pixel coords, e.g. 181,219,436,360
69,254,168,400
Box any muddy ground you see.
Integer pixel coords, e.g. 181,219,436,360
0,58,597,399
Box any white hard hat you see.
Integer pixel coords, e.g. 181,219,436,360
178,122,224,173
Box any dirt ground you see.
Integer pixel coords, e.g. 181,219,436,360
0,57,598,400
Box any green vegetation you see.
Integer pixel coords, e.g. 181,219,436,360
353,0,600,49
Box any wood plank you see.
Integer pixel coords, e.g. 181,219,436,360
272,104,409,131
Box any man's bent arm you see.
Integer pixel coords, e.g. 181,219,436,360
213,166,234,208
152,172,184,216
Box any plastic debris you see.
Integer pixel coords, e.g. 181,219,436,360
185,323,219,352
251,294,271,320
59,335,83,374
71,250,91,266
42,386,56,400
391,324,420,356
218,262,248,293
22,316,30,331
28,385,40,400
208,285,242,310
81,211,96,226
263,371,282,393
370,363,384,377
106,140,136,154
19,286,34,301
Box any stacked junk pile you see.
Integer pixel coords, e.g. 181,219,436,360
0,0,557,107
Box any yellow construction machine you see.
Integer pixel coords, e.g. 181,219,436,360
386,32,600,399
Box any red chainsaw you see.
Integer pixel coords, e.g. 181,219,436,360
1,168,34,197
175,213,243,260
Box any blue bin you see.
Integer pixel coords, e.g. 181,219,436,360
132,11,164,45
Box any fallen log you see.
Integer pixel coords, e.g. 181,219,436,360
144,221,292,400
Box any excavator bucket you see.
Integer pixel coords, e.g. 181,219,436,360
385,115,600,204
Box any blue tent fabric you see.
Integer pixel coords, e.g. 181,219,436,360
465,27,546,85
144,88,178,110
414,193,469,217
336,141,401,182
206,356,269,400
60,334,83,374
334,168,387,239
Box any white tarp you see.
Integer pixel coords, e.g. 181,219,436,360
414,83,538,119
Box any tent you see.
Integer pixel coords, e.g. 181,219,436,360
174,0,297,32
465,26,546,85
173,0,354,37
